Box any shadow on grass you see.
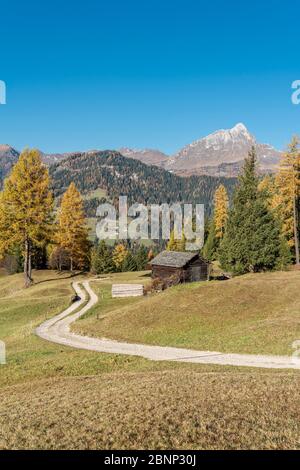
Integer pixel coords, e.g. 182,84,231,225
33,270,88,285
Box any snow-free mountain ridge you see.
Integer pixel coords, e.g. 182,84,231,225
0,123,282,179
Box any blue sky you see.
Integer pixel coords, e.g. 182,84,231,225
0,0,300,154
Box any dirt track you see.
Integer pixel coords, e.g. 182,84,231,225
36,280,300,370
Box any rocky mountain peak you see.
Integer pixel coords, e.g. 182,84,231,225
166,123,281,175
0,144,18,154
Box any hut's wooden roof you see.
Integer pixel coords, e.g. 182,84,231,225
149,251,200,268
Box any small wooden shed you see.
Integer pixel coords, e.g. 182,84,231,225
150,251,210,283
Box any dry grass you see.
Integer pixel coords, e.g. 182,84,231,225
0,270,198,388
2,269,300,450
1,369,300,450
73,270,300,355
0,270,155,387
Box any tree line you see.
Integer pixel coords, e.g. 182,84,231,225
0,149,154,287
1,141,299,286
50,150,236,214
202,140,300,274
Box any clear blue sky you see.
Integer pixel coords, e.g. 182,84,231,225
1,0,300,154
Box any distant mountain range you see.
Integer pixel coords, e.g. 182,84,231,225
118,123,282,177
49,150,236,216
0,123,282,190
0,145,236,215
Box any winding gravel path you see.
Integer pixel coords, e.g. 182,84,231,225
36,280,300,370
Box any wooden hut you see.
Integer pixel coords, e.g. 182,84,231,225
149,251,210,283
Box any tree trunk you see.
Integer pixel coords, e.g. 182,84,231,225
70,256,73,273
293,195,300,265
28,250,32,279
24,238,33,288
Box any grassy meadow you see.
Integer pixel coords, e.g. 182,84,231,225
1,269,300,449
0,270,169,388
73,270,300,356
2,369,300,450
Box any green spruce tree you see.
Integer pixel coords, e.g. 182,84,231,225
91,240,114,274
202,219,218,261
219,147,283,274
122,251,138,272
134,245,149,271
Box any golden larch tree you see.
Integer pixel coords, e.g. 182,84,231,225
166,230,177,251
258,175,282,211
166,229,186,251
56,182,89,271
112,243,128,270
275,136,300,264
214,184,228,239
0,149,53,287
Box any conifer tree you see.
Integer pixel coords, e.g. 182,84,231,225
56,182,89,271
258,175,292,267
166,230,177,251
166,229,186,251
122,251,138,272
1,245,23,275
179,232,186,252
214,184,228,239
48,245,70,271
91,240,114,274
112,243,128,270
202,219,218,261
134,245,149,270
202,184,228,261
219,147,283,274
274,136,300,264
0,149,53,287
203,215,210,243
258,175,277,208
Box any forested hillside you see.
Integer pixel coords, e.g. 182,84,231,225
50,150,236,214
